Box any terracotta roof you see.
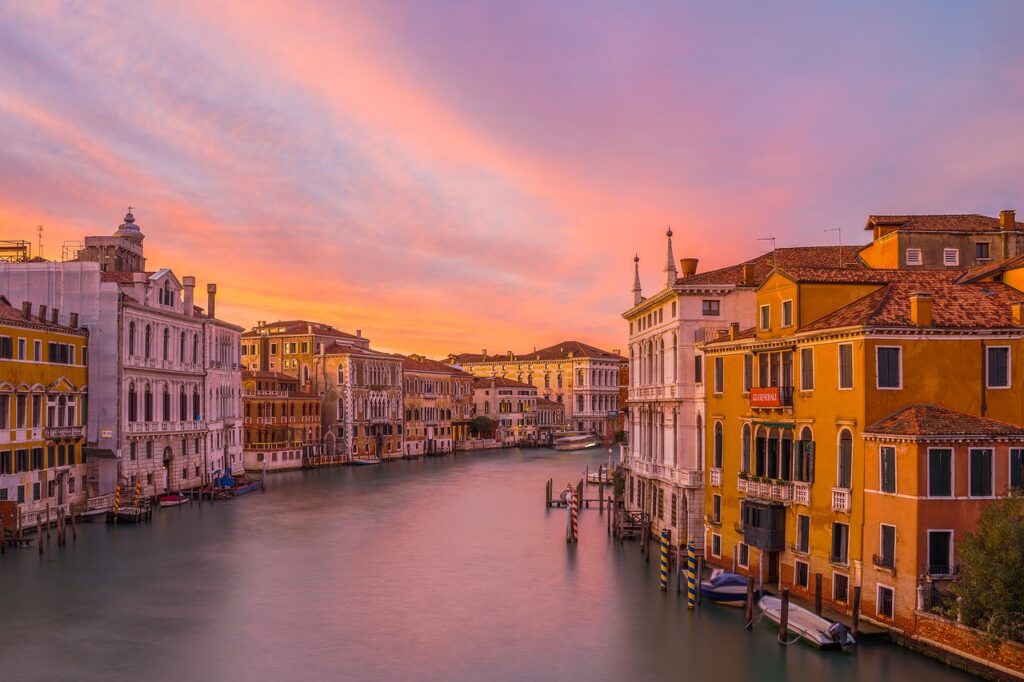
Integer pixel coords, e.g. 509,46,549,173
473,377,536,390
774,267,894,284
0,297,85,333
242,370,298,382
701,326,756,346
454,341,625,364
536,397,564,408
865,214,1023,233
322,342,393,358
956,254,1024,284
242,320,364,341
798,271,1024,332
398,354,469,375
676,246,866,288
864,404,1024,438
100,271,149,283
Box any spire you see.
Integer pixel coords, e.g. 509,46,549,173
665,226,677,286
113,206,145,246
632,254,643,305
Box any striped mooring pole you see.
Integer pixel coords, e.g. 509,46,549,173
570,487,579,543
659,529,670,591
113,481,121,514
133,478,141,508
687,539,698,609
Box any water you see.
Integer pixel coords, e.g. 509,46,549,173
2,448,975,681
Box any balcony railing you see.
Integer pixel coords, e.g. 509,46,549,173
710,468,721,487
738,475,793,502
44,425,85,439
872,553,895,570
628,460,702,488
748,386,794,409
127,420,206,434
793,482,811,505
831,487,851,513
927,564,959,579
744,526,785,553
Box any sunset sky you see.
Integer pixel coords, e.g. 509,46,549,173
2,1,1023,356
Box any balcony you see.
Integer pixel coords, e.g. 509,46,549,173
127,420,206,434
872,553,895,570
710,468,721,487
793,482,811,505
748,386,794,409
737,475,793,503
831,487,851,513
45,425,85,440
927,564,959,579
628,460,702,488
744,526,785,553
242,390,288,398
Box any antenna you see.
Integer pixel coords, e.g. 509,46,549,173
825,227,843,266
757,235,777,267
36,224,43,260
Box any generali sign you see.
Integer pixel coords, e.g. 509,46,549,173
749,387,781,408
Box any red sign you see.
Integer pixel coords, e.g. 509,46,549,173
749,387,781,408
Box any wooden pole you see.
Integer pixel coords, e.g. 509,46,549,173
45,503,51,542
732,543,738,573
851,586,861,639
696,556,704,606
71,511,77,541
758,551,765,595
779,588,791,644
745,581,754,629
814,573,823,616
36,516,42,555
0,515,5,555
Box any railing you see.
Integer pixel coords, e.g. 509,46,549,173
872,553,895,570
672,469,703,488
710,468,721,487
242,390,289,397
744,526,785,552
789,543,810,556
748,386,794,409
127,420,205,434
831,487,851,513
86,493,115,512
927,565,959,579
830,553,849,566
738,475,793,502
45,425,85,439
793,482,811,505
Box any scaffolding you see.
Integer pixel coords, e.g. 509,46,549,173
0,240,31,262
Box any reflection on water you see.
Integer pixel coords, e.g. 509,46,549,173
1,448,975,681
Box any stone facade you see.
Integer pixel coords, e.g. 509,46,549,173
472,377,537,445
242,371,321,472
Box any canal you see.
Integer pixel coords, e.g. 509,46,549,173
2,448,976,681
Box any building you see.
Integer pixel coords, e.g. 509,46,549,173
242,371,321,472
450,341,625,438
450,369,475,449
240,320,369,387
0,210,243,500
399,354,469,456
622,227,864,545
536,397,566,445
472,377,537,445
698,262,1024,641
0,297,88,520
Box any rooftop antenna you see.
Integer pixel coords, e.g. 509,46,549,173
757,235,777,267
825,227,843,267
36,224,43,260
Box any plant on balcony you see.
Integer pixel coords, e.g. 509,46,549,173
772,478,784,486
951,491,1024,643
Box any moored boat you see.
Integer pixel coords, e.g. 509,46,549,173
699,570,753,606
350,456,382,466
758,595,856,650
554,433,601,451
158,492,190,508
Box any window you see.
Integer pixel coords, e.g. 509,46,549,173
759,305,770,331
671,493,678,527
796,514,810,553
831,522,849,564
838,344,853,389
880,446,896,494
711,534,721,557
837,430,852,489
671,301,677,318
33,340,41,361
781,300,793,327
928,448,954,497
743,354,753,392
987,346,1010,388
17,338,25,360
876,346,901,389
800,348,813,390
928,530,953,576
702,300,720,316
795,429,814,482
694,356,703,384
713,357,724,394
943,248,959,266
976,242,990,260
712,494,721,523
879,524,896,568
795,561,809,588
1012,449,1024,490
969,448,993,497
833,573,849,603
905,248,922,266
0,336,10,359
741,424,751,473
877,585,895,619
738,543,749,568
713,423,723,468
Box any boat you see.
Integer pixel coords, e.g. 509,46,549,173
554,433,601,451
158,492,190,508
586,466,615,485
758,595,856,650
350,456,381,466
211,471,263,499
699,570,753,606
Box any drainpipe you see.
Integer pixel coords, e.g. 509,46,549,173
981,341,987,417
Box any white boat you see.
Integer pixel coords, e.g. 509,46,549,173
758,596,856,650
700,570,753,606
350,456,381,466
586,468,614,484
158,492,190,508
554,433,601,451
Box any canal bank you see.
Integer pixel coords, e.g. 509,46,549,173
0,448,979,682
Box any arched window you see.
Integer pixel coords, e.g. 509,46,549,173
713,422,724,469
162,386,171,422
781,429,794,481
796,427,814,483
741,423,751,473
192,335,198,363
128,383,138,422
179,387,187,421
144,385,153,421
754,425,767,477
544,373,550,388
128,321,136,356
837,429,853,488
162,328,170,360
577,369,584,386
695,414,704,470
557,373,563,388
576,395,584,412
144,325,152,359
192,389,200,421
179,332,186,362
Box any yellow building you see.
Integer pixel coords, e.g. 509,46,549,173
242,371,321,472
0,298,88,523
399,354,470,456
700,265,1024,624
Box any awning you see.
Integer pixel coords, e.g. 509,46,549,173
753,421,796,429
83,447,117,459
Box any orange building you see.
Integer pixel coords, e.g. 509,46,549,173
242,371,321,472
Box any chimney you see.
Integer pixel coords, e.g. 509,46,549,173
1000,209,1016,230
69,312,79,328
742,264,755,287
50,307,59,324
206,283,217,319
356,329,362,338
182,276,195,317
612,348,620,356
729,322,740,340
38,304,47,321
482,349,487,360
307,323,313,334
910,292,932,328
679,258,699,277
1012,302,1024,326
20,301,31,319
717,329,729,339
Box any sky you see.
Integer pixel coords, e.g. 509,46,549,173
1,1,1023,356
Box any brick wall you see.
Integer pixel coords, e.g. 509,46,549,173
912,612,1024,679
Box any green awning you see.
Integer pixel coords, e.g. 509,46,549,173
753,421,796,429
